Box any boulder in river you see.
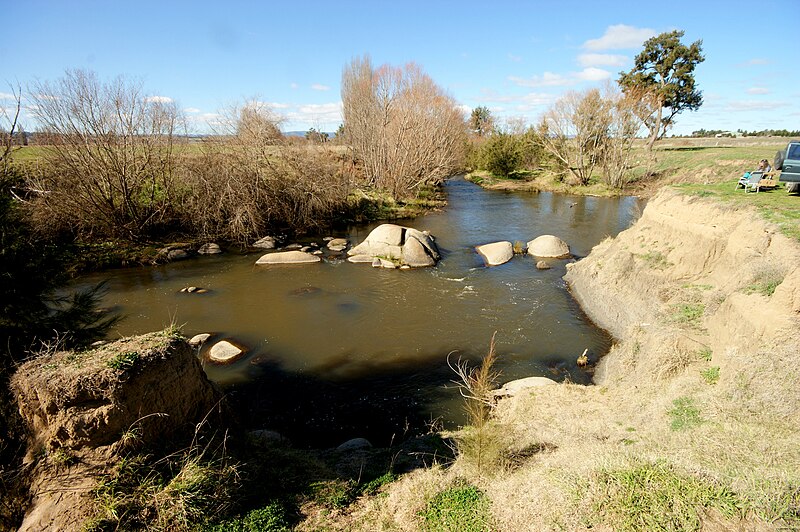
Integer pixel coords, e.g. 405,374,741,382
255,251,322,265
536,260,551,270
188,333,212,347
336,437,372,451
476,241,513,266
327,238,348,252
197,243,222,254
348,224,439,268
208,340,245,364
493,376,557,398
252,236,277,249
527,235,570,258
166,249,190,261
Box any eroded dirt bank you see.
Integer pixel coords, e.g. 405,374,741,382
337,189,800,531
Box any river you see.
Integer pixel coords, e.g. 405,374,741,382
77,177,643,447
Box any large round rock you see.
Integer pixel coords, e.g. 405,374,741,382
476,241,513,266
348,224,440,268
208,340,245,364
527,235,570,258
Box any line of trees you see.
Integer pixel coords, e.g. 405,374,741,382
467,30,705,188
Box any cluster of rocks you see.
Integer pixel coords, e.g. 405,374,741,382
160,242,224,262
188,333,246,364
475,234,571,268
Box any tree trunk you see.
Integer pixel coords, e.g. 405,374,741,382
646,104,662,152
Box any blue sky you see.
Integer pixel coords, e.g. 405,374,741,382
2,0,798,135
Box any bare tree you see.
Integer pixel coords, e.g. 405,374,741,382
184,99,351,242
29,70,183,239
600,85,645,189
538,88,612,185
342,56,466,198
0,84,23,172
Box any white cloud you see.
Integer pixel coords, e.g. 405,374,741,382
478,90,556,113
184,107,201,113
740,58,770,66
283,102,343,129
269,102,291,109
509,67,611,88
725,100,787,111
0,92,17,100
746,87,769,95
508,53,523,63
577,53,628,68
311,83,331,91
145,95,173,104
583,24,656,50
290,82,299,89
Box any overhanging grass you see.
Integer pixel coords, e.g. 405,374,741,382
674,181,800,242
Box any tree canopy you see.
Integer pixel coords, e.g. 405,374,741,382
618,30,704,150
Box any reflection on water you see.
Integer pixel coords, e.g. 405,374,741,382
78,178,643,446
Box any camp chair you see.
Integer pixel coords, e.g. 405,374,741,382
743,171,763,193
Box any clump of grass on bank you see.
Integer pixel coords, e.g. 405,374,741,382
589,461,742,531
419,482,491,532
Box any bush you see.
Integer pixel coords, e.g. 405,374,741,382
481,132,523,177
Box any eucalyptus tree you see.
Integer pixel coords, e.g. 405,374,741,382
618,30,704,151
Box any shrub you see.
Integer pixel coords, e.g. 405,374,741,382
481,132,523,177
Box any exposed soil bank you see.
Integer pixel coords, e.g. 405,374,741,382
325,188,800,530
11,331,221,531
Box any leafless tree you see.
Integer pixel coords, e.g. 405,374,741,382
538,88,612,186
183,99,351,242
0,84,23,172
600,85,645,189
29,70,183,239
342,56,466,199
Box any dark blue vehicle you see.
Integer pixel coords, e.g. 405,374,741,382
775,140,800,193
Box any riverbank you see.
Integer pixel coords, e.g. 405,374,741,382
299,187,800,530
468,136,789,199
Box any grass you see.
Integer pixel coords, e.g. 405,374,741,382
669,302,705,328
698,348,713,362
636,250,672,269
205,502,291,531
590,461,742,531
743,267,785,297
701,366,720,385
674,179,800,242
668,397,704,431
107,350,140,371
419,483,491,532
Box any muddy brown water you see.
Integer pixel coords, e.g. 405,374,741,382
77,177,643,447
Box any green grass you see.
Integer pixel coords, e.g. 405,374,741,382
205,501,291,532
674,180,800,242
419,483,491,532
698,348,713,362
107,350,140,371
591,461,742,531
668,397,704,431
669,302,705,328
701,366,720,385
743,267,785,297
636,250,672,269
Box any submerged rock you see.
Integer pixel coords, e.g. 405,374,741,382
476,241,514,266
255,251,322,265
348,224,440,268
536,260,551,270
166,249,190,261
527,235,570,258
